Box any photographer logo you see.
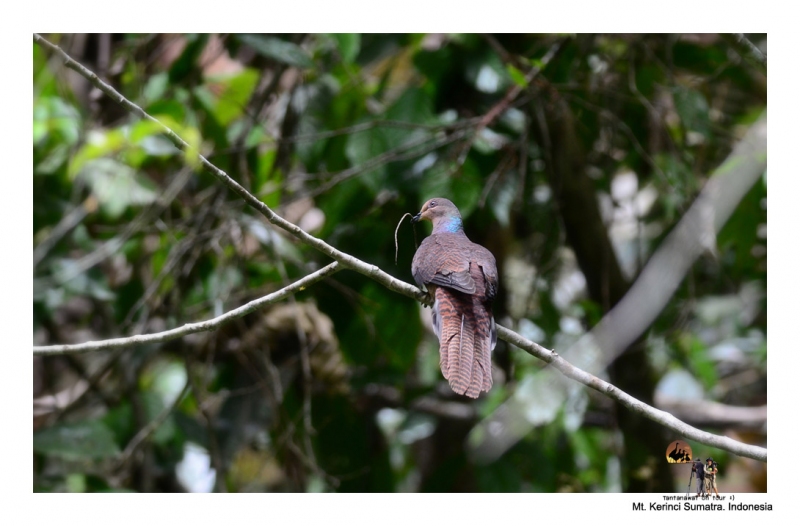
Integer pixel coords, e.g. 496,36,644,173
666,440,692,463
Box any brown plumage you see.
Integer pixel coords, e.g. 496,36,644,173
411,198,498,398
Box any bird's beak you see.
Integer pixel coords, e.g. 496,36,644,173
411,212,422,223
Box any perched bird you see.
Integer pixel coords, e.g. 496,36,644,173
411,198,499,398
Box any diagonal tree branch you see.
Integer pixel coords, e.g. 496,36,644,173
33,262,341,355
497,327,766,462
32,34,767,463
33,33,428,306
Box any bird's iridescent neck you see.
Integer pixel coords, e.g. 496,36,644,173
433,216,463,234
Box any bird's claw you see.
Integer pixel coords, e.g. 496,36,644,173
420,292,434,307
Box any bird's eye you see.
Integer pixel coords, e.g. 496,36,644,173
429,200,438,208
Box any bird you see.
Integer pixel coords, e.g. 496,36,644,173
411,198,499,398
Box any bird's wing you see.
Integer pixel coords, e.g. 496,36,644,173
412,235,476,294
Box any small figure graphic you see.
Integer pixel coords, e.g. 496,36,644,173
705,457,720,497
693,458,706,496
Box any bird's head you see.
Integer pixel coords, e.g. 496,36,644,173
411,198,463,233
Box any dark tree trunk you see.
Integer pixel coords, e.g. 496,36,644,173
531,97,673,492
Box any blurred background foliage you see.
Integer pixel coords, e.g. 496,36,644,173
33,33,766,493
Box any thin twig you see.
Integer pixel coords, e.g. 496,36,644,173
34,168,193,292
564,92,669,187
303,128,471,199
394,213,415,265
275,118,481,144
34,33,428,307
452,37,566,166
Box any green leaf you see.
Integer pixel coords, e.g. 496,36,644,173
145,100,186,122
340,281,421,369
451,162,482,217
419,160,482,217
143,72,169,104
345,121,389,192
332,33,361,63
475,457,523,492
205,68,260,126
75,159,158,219
386,87,436,126
68,129,126,178
33,103,49,146
238,34,314,69
102,390,177,447
34,96,82,146
130,119,167,144
138,135,178,156
66,473,87,493
506,64,528,88
528,58,545,70
180,126,203,169
168,34,208,84
344,88,437,191
673,87,711,138
34,420,121,460
35,144,70,175
255,148,280,204
418,166,450,199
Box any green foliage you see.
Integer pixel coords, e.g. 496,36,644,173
76,159,158,218
34,420,120,460
237,34,315,69
33,33,766,493
673,87,712,140
331,33,361,63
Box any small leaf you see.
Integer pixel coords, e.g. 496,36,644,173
181,126,203,169
130,119,167,144
76,159,158,219
332,33,361,63
37,97,82,146
68,129,126,179
528,57,546,70
35,144,70,175
34,420,121,460
506,64,528,88
138,135,178,156
168,34,209,84
674,87,711,138
145,100,186,122
345,122,389,192
66,473,87,493
450,160,482,217
238,34,314,69
205,69,260,126
143,72,169,104
33,102,49,145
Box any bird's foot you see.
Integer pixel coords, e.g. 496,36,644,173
420,292,434,307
